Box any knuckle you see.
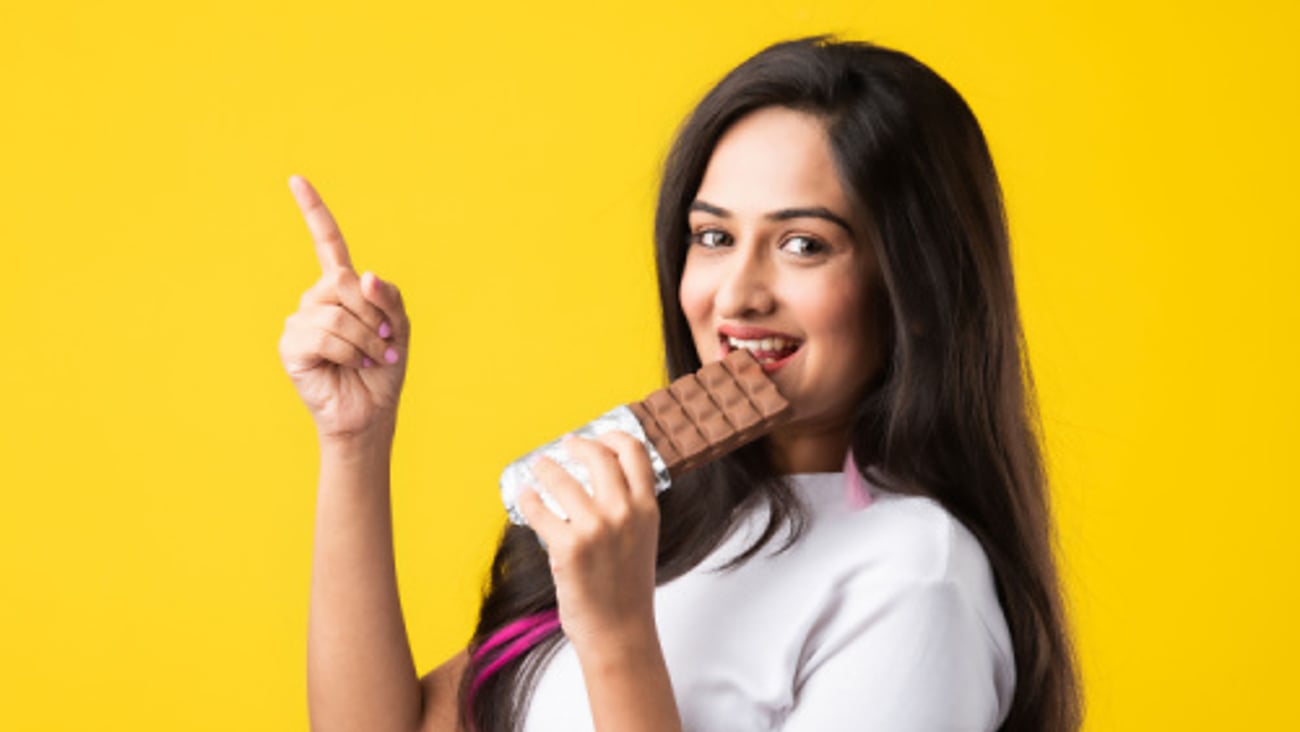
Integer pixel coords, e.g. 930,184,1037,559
606,430,636,447
583,443,613,463
574,524,603,549
301,283,325,308
626,438,651,461
312,330,332,353
329,268,351,291
605,431,643,457
587,435,617,457
530,456,555,477
632,492,659,516
520,485,540,506
607,502,632,527
323,230,345,248
517,490,538,518
325,306,348,331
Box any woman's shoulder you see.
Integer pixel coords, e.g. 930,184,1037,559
851,487,993,587
775,479,1018,730
787,474,1006,625
837,483,1013,666
724,472,1003,610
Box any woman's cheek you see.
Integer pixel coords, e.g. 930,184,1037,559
801,275,869,359
678,267,712,328
821,276,884,386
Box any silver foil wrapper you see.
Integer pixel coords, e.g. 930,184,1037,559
500,405,673,527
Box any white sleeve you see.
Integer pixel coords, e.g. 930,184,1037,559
779,577,1010,732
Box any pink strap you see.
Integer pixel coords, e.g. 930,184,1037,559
470,612,562,698
471,610,558,663
843,448,873,510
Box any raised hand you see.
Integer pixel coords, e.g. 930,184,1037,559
278,175,410,442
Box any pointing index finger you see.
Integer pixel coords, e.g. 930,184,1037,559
289,175,354,272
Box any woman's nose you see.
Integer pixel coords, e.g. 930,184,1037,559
714,244,775,318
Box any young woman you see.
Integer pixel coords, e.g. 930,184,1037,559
280,36,1082,732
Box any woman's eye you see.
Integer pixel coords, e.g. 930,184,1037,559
782,235,827,256
691,229,732,248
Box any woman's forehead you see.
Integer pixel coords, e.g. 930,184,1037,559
694,107,855,222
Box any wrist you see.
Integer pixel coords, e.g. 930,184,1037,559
318,426,395,465
572,615,663,670
575,616,682,732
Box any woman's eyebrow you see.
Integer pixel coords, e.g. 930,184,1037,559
689,199,855,236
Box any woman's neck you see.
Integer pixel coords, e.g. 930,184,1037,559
765,421,851,474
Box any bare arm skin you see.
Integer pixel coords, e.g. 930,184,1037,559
578,621,682,732
283,175,680,731
417,651,470,732
309,435,470,732
281,175,467,732
307,432,419,731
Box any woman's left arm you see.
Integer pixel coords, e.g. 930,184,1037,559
518,432,682,732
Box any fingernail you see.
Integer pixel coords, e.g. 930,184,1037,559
379,321,391,339
362,357,373,368
384,347,399,364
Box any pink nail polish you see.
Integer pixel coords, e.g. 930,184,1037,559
384,347,399,364
379,321,391,339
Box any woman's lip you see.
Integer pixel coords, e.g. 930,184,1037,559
718,325,801,340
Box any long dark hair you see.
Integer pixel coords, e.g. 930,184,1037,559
460,35,1082,732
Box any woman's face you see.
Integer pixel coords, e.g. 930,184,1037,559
679,106,886,471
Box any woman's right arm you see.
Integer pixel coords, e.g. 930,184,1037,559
280,175,467,732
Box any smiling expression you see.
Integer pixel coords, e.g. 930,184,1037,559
678,106,887,456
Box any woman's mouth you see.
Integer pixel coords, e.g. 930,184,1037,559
719,335,803,374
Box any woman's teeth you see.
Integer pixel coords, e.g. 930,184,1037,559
726,336,801,363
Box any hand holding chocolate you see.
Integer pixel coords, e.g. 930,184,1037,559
500,349,793,526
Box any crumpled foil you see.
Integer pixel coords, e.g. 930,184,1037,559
499,404,673,527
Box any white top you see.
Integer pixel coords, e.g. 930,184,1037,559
521,471,1016,731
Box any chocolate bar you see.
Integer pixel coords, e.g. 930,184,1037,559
499,349,792,526
627,348,791,479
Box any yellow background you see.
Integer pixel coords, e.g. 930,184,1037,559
2,1,1296,729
